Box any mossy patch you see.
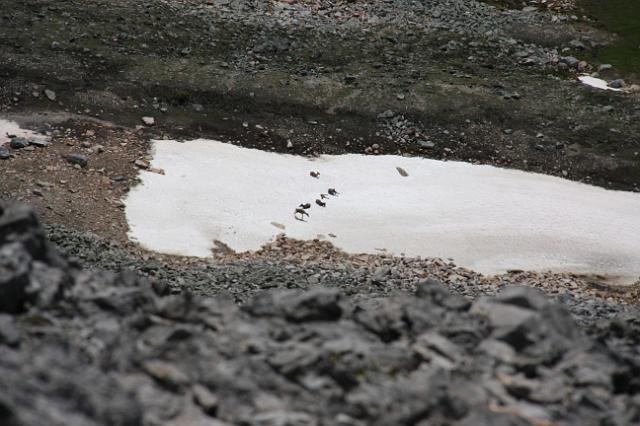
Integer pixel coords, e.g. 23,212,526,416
579,0,640,77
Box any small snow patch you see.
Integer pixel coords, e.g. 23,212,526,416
0,119,50,146
142,117,155,126
578,76,622,92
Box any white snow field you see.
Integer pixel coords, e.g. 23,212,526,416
125,139,640,284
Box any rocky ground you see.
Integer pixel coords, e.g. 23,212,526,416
2,204,640,426
1,1,639,424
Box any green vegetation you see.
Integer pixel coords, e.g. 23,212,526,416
581,0,640,76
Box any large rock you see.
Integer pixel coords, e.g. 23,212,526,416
0,243,31,313
9,138,28,150
0,204,70,313
244,287,344,322
66,154,88,168
415,277,470,310
471,286,581,358
0,202,65,267
0,204,43,260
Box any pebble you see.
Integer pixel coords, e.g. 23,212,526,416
9,138,28,149
66,154,88,168
560,56,579,68
192,385,219,414
344,74,357,84
0,147,10,159
378,110,395,119
134,159,150,169
142,360,189,389
29,139,50,148
609,79,625,89
568,39,586,50
44,89,56,101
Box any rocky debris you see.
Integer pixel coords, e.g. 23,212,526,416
528,0,576,12
43,220,640,323
0,204,67,314
0,202,639,426
0,146,9,159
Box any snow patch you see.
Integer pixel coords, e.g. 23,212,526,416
125,139,640,283
578,75,622,92
0,119,50,145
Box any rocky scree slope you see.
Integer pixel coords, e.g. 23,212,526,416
2,0,639,191
43,224,640,327
0,202,640,426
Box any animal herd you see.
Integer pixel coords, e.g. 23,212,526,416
294,170,339,221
